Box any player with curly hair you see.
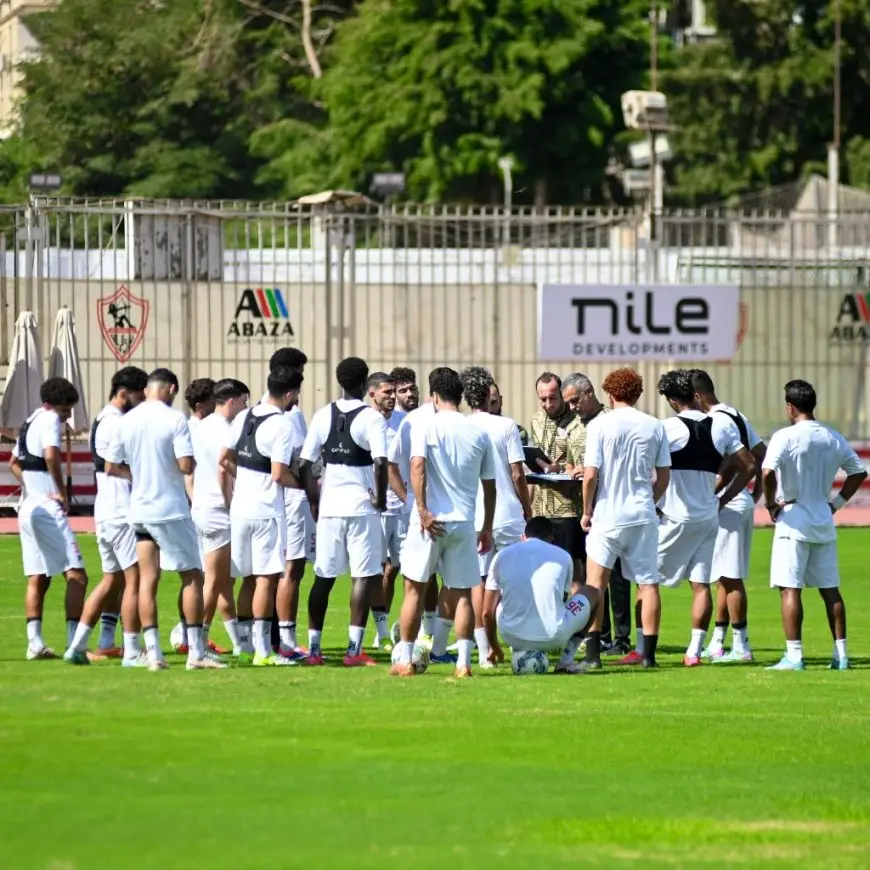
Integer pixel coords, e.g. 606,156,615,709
390,366,419,413
184,378,216,437
655,369,755,668
11,377,88,661
573,368,671,671
461,366,531,668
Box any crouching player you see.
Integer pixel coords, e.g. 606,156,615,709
481,517,600,674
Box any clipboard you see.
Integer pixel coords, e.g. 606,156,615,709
523,445,553,471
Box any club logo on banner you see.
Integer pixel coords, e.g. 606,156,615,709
538,284,740,361
97,285,150,363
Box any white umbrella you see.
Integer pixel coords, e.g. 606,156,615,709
0,310,44,434
48,307,89,432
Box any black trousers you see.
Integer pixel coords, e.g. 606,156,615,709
548,518,631,647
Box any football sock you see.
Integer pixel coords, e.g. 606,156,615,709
732,621,749,653
143,626,162,662
308,630,323,657
785,639,803,664
372,610,390,641
26,618,44,649
686,628,706,658
432,617,452,656
421,610,437,637
473,627,491,663
834,638,848,661
456,639,473,669
347,625,365,656
98,613,119,649
71,622,92,653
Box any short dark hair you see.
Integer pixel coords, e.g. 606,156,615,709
459,366,494,410
268,366,303,398
336,356,369,391
367,371,394,391
41,376,79,407
536,371,562,390
270,347,308,371
109,366,148,399
657,369,694,404
524,516,555,542
213,378,250,404
785,379,817,414
148,368,179,390
184,378,215,411
689,369,715,395
428,367,463,405
390,366,416,386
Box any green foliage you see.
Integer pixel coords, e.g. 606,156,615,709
295,0,651,203
666,0,870,204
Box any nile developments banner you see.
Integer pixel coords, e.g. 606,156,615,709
538,284,740,361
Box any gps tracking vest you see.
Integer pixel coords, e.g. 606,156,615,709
669,415,723,473
16,418,48,472
89,417,105,473
322,403,373,467
235,409,282,473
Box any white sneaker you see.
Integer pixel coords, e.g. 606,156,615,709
26,644,57,661
186,656,229,670
122,651,149,668
148,658,169,671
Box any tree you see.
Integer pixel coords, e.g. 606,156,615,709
665,0,870,204
264,0,651,204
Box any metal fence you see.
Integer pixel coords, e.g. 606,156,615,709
1,199,869,439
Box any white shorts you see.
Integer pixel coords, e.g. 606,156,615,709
586,522,659,585
499,593,593,651
231,516,287,577
19,499,85,577
285,498,316,562
658,516,719,588
192,507,232,555
712,505,754,580
770,534,840,590
132,518,202,573
96,521,137,574
478,523,524,577
381,513,410,564
401,519,479,589
314,514,383,578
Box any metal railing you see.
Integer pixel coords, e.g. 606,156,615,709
0,200,868,439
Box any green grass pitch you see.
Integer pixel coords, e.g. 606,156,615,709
0,529,868,869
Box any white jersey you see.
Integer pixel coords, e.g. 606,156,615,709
763,420,864,544
282,406,308,510
659,409,732,523
485,538,573,643
13,407,63,503
708,403,763,515
104,400,193,524
383,409,408,515
390,403,435,511
410,409,496,523
467,410,525,532
585,406,670,533
192,412,233,512
227,405,295,520
301,398,388,518
92,404,131,525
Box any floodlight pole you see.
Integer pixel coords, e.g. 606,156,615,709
828,0,841,249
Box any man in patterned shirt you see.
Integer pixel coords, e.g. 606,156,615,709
528,373,584,574
562,373,632,656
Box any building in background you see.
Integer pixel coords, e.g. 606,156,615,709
0,0,56,138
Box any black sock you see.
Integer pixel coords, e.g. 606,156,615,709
643,633,659,665
715,620,729,631
585,631,601,663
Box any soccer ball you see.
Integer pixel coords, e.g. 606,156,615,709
169,623,186,652
390,643,430,674
511,649,549,675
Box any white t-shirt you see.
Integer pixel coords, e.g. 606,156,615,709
227,405,295,520
762,420,864,544
104,400,194,524
485,538,573,642
468,411,526,532
708,403,763,515
390,403,436,512
13,407,62,502
585,406,670,533
282,407,308,509
301,399,388,517
410,409,496,523
659,410,724,523
383,410,409,516
188,415,203,438
192,412,233,512
93,404,131,524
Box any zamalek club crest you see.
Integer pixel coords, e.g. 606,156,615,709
97,285,150,363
